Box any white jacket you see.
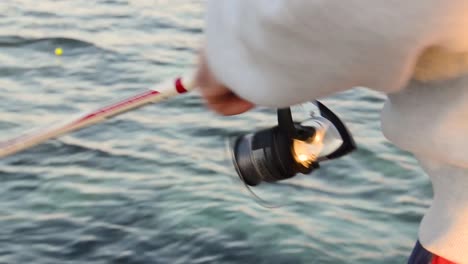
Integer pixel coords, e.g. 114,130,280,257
204,0,468,262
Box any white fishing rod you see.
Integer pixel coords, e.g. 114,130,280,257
0,68,357,201
0,74,196,159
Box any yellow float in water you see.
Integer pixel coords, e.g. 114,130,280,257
54,47,63,56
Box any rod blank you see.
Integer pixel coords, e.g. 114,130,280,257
0,74,196,159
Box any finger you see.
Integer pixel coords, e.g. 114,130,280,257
195,54,216,92
195,53,232,98
195,52,254,115
207,93,254,116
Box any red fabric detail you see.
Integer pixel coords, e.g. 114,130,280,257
175,78,187,93
432,255,457,264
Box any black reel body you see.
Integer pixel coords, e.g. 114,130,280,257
230,101,356,187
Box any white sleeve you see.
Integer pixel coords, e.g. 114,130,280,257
204,0,468,107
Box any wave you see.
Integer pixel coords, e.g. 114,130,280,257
0,35,96,48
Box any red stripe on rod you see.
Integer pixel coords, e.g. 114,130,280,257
175,78,188,94
74,90,160,124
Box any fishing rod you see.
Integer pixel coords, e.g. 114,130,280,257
0,73,356,192
0,74,196,159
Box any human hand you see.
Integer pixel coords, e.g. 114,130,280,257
195,53,254,116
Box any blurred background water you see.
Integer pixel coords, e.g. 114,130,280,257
0,1,433,263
